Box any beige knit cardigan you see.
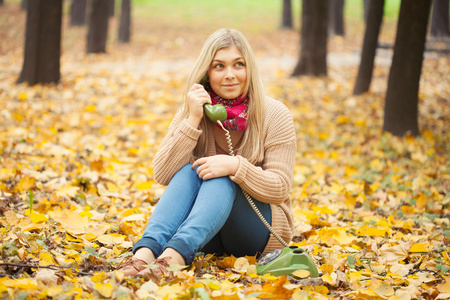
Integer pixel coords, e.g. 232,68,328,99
152,96,296,256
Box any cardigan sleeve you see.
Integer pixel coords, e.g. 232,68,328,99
152,111,202,186
230,99,296,205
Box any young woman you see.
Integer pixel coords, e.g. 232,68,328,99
119,28,296,277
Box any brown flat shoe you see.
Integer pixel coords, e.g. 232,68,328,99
117,257,148,277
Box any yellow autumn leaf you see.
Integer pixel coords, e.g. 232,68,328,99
321,274,334,285
135,181,153,190
207,281,221,290
379,241,412,265
374,284,395,297
92,272,106,283
48,209,89,234
292,269,310,278
318,132,328,140
437,276,450,293
84,104,96,112
247,264,257,274
5,210,19,226
39,251,56,266
55,185,80,198
415,192,430,210
314,285,329,295
356,288,378,297
348,271,362,283
409,242,429,253
45,286,64,298
332,228,356,245
106,181,119,192
320,263,334,274
14,176,36,192
96,234,126,246
18,92,27,101
1,278,38,289
337,115,350,124
356,226,390,237
95,282,113,298
85,232,96,240
115,270,124,282
234,257,249,272
156,283,185,299
29,211,48,223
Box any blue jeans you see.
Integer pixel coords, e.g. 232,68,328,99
133,164,271,265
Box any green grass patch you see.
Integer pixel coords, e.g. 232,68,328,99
345,0,401,19
131,0,400,31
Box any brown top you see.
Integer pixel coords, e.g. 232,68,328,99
153,96,296,256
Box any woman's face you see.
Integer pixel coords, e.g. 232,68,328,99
208,45,247,100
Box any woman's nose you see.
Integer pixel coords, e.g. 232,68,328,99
225,67,236,79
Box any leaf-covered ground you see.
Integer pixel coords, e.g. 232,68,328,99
1,2,450,299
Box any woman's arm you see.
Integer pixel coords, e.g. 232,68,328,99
152,112,202,185
153,84,212,185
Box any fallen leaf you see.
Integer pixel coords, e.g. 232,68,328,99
437,276,450,293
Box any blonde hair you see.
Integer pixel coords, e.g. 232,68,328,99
178,28,266,164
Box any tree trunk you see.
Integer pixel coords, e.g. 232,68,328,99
0,0,4,6
70,0,87,26
87,0,110,53
430,0,450,37
292,0,328,76
363,0,370,23
282,0,293,29
17,0,62,85
21,0,28,11
353,0,385,95
383,0,432,136
118,0,131,43
329,0,345,36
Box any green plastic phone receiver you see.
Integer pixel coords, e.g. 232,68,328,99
203,103,227,123
204,102,319,278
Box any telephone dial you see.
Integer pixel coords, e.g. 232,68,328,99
203,102,318,278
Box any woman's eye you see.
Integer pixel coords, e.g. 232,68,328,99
214,64,224,69
236,61,245,67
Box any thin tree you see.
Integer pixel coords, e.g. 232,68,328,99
430,0,450,38
70,0,87,26
87,0,110,53
118,0,131,43
353,0,385,95
281,0,293,29
329,0,345,36
383,0,432,136
17,0,63,85
292,0,328,76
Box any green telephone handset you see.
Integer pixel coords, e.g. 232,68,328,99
203,103,227,123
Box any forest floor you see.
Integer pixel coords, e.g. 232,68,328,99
1,2,450,299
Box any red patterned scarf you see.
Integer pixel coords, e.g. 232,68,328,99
209,89,249,131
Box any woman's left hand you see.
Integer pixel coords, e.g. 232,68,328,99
192,155,239,180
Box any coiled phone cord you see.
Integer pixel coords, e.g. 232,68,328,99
217,120,289,248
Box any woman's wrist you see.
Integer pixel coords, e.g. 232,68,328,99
186,115,202,129
230,156,240,176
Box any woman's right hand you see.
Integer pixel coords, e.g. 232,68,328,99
186,84,211,128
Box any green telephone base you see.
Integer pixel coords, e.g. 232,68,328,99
256,246,319,278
